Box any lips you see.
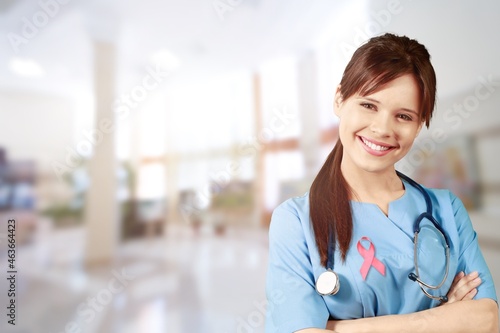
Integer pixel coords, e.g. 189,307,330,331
358,136,396,156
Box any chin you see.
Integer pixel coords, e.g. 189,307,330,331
354,158,397,174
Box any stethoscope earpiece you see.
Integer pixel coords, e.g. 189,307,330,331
315,269,340,296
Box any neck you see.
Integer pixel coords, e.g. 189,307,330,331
340,163,403,203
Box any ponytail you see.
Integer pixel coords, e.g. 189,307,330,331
309,140,353,267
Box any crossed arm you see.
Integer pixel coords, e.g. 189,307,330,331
297,271,499,333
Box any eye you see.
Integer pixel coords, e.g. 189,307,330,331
397,113,413,121
360,103,376,110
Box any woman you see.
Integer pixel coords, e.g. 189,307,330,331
265,33,498,333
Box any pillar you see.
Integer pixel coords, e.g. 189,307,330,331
84,40,118,264
297,50,321,179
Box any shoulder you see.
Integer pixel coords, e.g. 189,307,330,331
418,184,451,199
417,184,472,239
418,185,466,214
403,180,469,228
272,192,310,219
269,192,312,241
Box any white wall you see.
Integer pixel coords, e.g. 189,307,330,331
418,79,500,213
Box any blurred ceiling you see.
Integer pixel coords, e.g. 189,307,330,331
0,0,499,99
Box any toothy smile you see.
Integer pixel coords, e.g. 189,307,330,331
360,137,392,151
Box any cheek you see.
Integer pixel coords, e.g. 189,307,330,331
338,120,356,142
399,128,420,146
340,115,361,131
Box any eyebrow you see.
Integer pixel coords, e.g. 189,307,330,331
359,97,419,116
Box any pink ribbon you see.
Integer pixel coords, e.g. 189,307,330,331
357,237,386,280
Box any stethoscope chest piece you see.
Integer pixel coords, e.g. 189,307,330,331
316,269,340,296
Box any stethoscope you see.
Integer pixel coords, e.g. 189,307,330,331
315,171,451,303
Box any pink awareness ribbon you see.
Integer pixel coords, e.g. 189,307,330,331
357,236,386,280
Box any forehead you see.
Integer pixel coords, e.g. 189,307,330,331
359,74,421,111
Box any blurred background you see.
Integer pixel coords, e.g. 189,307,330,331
0,0,499,332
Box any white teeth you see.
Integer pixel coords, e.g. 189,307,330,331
361,137,390,151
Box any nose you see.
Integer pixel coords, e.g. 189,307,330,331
370,112,392,137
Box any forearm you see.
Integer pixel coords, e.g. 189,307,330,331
328,299,498,333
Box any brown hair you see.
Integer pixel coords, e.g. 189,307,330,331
310,33,437,267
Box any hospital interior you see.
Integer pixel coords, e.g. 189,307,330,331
0,0,499,332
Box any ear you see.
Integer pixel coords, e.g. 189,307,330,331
334,85,343,117
416,121,424,136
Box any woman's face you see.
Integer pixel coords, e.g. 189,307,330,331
334,74,423,176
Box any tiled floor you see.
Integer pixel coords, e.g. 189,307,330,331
0,213,498,333
0,222,269,333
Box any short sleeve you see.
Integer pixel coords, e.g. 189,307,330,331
451,192,498,303
265,203,329,333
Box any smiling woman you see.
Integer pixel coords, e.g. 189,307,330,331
265,33,499,333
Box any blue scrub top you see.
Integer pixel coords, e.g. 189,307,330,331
265,179,498,333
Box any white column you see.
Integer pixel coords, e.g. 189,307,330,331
84,40,118,264
253,73,265,227
164,93,181,231
297,50,321,180
164,154,180,228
